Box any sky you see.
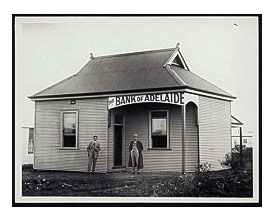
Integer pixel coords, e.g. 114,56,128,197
15,16,259,138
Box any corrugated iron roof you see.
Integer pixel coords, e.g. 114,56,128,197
170,66,233,97
30,47,234,99
31,48,179,98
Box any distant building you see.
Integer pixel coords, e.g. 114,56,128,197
232,135,253,148
22,127,34,166
29,45,236,173
231,115,253,150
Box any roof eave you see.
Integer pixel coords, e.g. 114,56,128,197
231,115,244,126
29,85,236,102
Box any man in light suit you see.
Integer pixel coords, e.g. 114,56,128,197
128,133,144,174
87,135,100,173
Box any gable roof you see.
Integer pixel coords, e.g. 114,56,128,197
231,115,244,126
29,46,235,99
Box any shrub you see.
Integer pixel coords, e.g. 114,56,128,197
221,152,241,171
153,162,212,197
198,162,212,173
152,174,198,197
152,161,252,197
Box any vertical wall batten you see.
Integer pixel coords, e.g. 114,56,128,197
181,105,186,173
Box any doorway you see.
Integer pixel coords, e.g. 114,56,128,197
114,114,124,167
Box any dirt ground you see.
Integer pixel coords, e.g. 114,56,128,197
22,168,182,197
22,157,252,197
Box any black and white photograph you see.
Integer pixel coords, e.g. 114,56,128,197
13,15,261,206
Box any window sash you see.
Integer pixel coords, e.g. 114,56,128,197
149,110,169,149
61,110,78,149
152,118,167,136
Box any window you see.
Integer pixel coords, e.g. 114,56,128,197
61,110,78,149
28,128,34,154
149,110,169,149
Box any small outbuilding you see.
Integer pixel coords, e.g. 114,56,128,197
29,45,236,173
21,127,34,166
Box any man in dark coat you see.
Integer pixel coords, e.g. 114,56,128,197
87,135,100,173
128,133,143,174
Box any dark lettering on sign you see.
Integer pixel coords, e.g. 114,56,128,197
131,95,136,103
126,96,131,104
121,96,125,105
174,93,179,103
111,92,185,108
155,94,160,101
180,93,184,105
116,96,120,106
164,94,169,102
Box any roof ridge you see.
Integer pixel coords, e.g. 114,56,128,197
92,47,176,60
79,67,174,75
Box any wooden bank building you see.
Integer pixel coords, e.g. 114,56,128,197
29,45,236,173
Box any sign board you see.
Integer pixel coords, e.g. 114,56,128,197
108,92,185,109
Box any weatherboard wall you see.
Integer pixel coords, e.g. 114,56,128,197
33,95,232,173
185,102,199,172
198,96,231,170
34,98,108,172
123,103,182,172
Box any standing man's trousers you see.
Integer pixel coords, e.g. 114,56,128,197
131,149,139,172
88,153,98,173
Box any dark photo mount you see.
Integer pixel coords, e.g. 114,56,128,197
12,14,262,207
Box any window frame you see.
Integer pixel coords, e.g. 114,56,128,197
148,110,170,150
60,110,79,150
28,128,34,154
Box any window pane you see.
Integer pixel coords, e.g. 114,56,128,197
63,113,76,134
152,136,167,148
151,111,167,118
64,135,76,147
152,118,167,135
63,112,77,148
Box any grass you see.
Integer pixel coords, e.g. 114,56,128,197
22,167,252,197
22,148,253,197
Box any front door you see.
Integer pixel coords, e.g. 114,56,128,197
114,114,124,167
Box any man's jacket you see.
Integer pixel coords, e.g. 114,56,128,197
128,140,144,169
87,141,100,159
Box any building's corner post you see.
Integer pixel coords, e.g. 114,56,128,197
33,101,36,170
240,126,243,166
106,99,111,173
181,105,186,174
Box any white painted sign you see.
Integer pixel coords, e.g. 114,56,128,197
108,92,185,109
